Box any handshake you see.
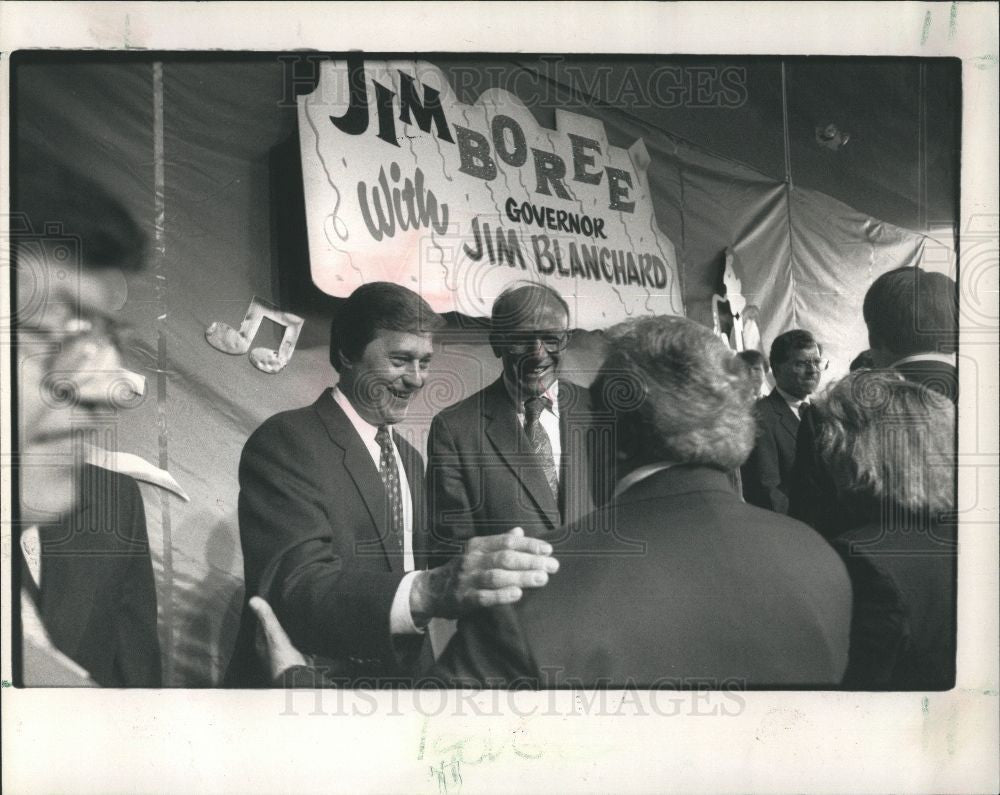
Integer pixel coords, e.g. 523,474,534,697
251,527,558,681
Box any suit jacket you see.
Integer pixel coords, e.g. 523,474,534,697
789,360,958,538
225,389,428,686
431,466,852,687
740,389,800,514
833,513,956,689
426,377,610,559
425,377,611,679
35,464,162,687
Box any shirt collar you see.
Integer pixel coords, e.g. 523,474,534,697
775,386,810,410
891,351,957,368
615,461,675,497
332,385,384,442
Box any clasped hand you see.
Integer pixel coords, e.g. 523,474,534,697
410,527,559,623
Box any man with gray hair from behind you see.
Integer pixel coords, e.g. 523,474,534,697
432,315,852,687
815,369,956,689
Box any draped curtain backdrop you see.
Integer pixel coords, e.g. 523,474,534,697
13,55,958,685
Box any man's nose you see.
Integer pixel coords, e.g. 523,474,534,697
401,362,425,389
70,345,146,408
519,337,547,358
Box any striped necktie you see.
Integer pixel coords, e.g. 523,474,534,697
375,425,404,555
523,396,559,501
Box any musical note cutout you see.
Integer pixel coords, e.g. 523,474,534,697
205,296,305,374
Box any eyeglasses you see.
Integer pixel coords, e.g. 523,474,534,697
502,331,572,354
19,311,134,363
790,358,829,373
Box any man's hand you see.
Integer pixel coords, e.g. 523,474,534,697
249,595,307,681
410,527,558,623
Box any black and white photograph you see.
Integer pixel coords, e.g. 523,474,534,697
2,2,997,793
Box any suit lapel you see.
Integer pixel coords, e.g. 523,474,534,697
769,390,799,445
313,390,398,570
483,379,561,529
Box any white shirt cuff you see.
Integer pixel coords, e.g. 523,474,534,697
390,571,426,635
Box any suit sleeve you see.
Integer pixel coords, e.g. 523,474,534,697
113,475,163,687
427,605,540,687
426,413,475,568
741,415,787,513
239,416,405,665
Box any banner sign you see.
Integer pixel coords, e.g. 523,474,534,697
298,56,684,327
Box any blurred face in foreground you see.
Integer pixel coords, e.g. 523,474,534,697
17,256,138,522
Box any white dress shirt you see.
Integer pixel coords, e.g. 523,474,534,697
890,351,957,368
614,462,674,498
331,387,423,635
775,386,811,420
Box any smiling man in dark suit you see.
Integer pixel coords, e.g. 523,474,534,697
740,329,826,514
427,282,606,550
425,281,609,680
227,282,559,686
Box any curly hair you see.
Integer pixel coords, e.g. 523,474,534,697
593,316,755,470
813,369,955,513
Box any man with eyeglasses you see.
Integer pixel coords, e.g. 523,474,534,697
740,329,827,515
425,282,608,681
12,152,162,686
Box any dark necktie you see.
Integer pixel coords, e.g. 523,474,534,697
524,396,559,501
375,425,404,556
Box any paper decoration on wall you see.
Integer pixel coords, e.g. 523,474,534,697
297,53,683,328
205,296,305,374
712,248,747,350
741,304,763,354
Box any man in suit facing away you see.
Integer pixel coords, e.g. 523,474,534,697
740,329,827,514
227,283,559,686
431,316,852,687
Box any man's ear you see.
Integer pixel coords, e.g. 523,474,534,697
488,332,503,359
866,327,893,367
338,350,353,371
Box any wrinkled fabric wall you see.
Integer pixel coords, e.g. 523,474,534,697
15,57,932,684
